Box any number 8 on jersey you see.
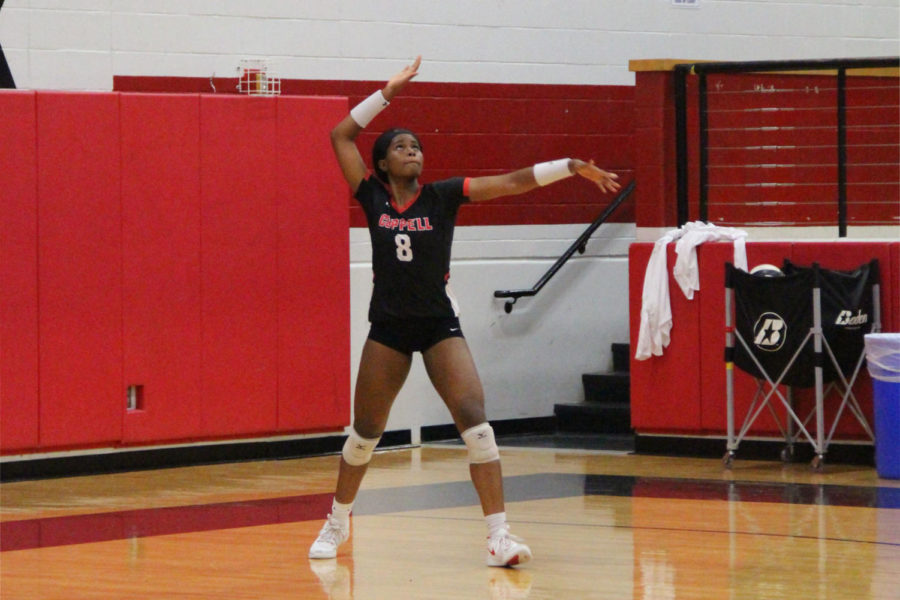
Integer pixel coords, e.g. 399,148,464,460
395,233,413,262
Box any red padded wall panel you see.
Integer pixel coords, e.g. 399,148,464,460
36,92,123,448
120,94,204,444
199,96,279,436
697,242,794,434
628,243,702,431
0,92,40,452
275,96,351,432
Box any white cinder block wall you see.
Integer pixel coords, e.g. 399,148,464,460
2,1,897,439
3,1,897,90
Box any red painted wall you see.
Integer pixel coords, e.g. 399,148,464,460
629,241,899,438
116,72,898,232
113,76,638,228
0,91,351,454
702,74,900,226
631,65,899,229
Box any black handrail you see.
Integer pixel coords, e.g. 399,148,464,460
493,180,635,313
675,56,900,233
836,68,848,238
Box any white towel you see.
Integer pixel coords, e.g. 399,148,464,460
634,228,683,360
673,222,748,300
635,221,748,360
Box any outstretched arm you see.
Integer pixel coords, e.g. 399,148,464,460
467,158,621,202
330,56,422,193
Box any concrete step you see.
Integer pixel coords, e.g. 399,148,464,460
554,401,632,434
581,372,630,404
611,342,631,373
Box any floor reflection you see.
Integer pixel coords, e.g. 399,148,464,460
309,559,352,600
487,567,533,599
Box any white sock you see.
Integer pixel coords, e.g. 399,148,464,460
486,511,508,538
332,499,353,525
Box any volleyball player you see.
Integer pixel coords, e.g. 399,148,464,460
309,56,621,567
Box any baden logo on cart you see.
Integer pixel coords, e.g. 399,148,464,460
753,312,787,351
835,309,868,329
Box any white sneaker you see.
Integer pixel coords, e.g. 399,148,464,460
308,514,349,559
486,530,532,568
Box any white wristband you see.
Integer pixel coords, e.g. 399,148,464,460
533,159,573,186
350,90,390,128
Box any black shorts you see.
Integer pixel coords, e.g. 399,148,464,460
367,317,465,355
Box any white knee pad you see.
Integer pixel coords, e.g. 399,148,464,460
342,427,381,466
461,422,500,464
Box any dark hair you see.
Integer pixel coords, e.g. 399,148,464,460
372,128,422,182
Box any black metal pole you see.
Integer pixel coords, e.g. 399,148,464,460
493,181,635,312
674,65,690,227
677,57,898,236
691,56,899,75
699,72,709,223
0,42,16,89
836,68,848,238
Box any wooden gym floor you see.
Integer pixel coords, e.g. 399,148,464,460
2,442,899,599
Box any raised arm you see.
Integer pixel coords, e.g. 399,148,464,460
466,158,621,202
330,56,422,193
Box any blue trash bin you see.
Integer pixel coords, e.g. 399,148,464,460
865,333,900,479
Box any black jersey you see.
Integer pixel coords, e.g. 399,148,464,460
355,175,470,321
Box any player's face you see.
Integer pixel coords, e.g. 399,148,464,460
381,133,423,179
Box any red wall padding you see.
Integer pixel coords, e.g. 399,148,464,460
120,94,204,444
628,244,702,431
37,92,125,448
276,97,351,431
0,92,40,450
0,91,350,454
630,240,899,437
199,95,281,436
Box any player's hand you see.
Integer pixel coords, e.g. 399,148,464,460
573,159,621,193
383,56,422,101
